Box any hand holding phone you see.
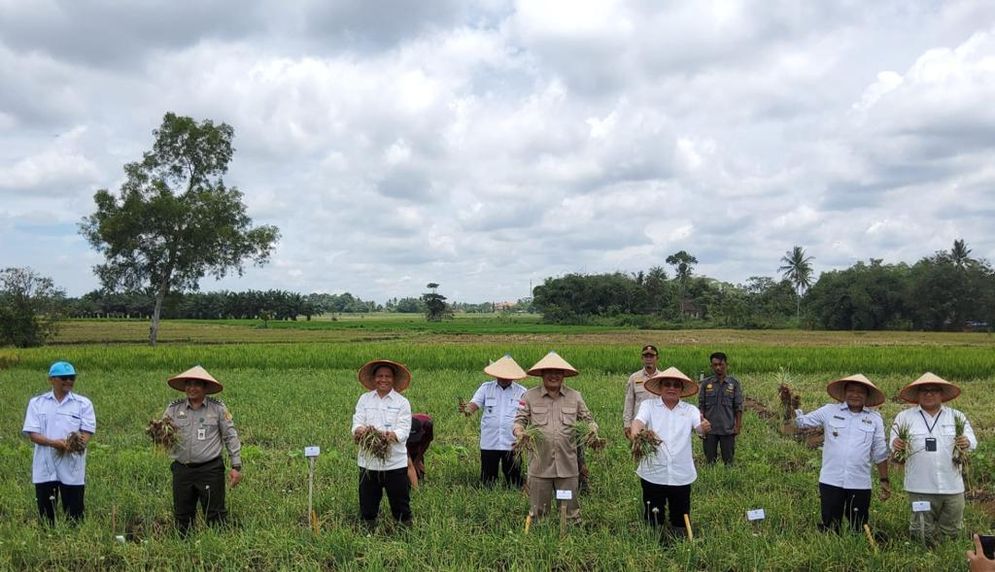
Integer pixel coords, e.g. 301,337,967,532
967,534,995,572
980,534,995,560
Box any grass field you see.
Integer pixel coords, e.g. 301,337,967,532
1,319,993,570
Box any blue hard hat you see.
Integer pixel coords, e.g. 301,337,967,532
48,361,76,377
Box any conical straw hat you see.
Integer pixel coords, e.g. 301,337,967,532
645,367,698,398
484,355,527,380
826,374,885,407
526,351,579,377
898,372,961,403
357,359,412,392
168,365,224,394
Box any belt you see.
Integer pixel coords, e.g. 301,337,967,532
173,457,221,469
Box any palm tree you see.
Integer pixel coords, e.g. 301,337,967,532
779,246,814,320
950,239,973,270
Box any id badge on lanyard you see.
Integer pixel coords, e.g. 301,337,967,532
920,410,940,453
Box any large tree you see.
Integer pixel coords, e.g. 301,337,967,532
80,113,280,346
779,245,814,320
0,267,67,347
422,283,453,322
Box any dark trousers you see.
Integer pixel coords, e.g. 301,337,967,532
171,457,227,535
640,479,691,528
480,449,523,487
35,481,84,524
359,467,411,524
703,434,736,465
819,482,871,533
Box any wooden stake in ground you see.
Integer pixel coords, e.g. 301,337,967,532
683,513,693,540
863,524,878,554
304,446,320,534
559,503,567,538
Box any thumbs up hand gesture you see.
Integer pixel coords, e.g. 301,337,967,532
699,414,712,434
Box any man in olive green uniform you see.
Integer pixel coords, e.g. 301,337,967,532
163,366,242,535
513,351,598,524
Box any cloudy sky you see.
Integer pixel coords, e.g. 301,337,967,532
3,1,995,303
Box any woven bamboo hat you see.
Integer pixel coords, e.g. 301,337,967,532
645,367,698,398
826,374,885,407
358,359,412,392
898,372,961,403
168,365,224,394
484,355,527,380
526,351,579,377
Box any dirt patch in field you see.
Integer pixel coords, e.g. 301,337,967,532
744,396,824,448
966,489,995,518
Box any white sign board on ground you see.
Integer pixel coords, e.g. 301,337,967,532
747,508,766,521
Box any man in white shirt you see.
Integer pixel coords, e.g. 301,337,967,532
460,355,528,487
22,361,96,524
890,372,977,543
629,367,711,539
795,374,890,533
352,359,413,527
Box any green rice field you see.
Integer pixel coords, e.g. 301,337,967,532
0,319,993,570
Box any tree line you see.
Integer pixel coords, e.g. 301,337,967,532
532,240,995,331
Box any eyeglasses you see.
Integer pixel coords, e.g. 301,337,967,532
642,353,657,358
56,375,76,381
919,387,942,394
660,380,682,389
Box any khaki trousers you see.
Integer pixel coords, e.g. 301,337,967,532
527,475,580,524
908,492,965,541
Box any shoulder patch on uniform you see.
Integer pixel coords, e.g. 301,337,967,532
207,397,232,419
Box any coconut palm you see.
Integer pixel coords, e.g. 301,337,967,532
950,239,973,270
779,246,814,320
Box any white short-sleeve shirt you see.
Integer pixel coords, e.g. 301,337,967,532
22,391,97,485
351,390,412,471
471,380,527,451
634,399,703,486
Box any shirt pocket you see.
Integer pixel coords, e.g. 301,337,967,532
857,422,875,444
561,406,577,424
531,406,549,426
940,424,956,437
55,411,82,434
828,418,848,440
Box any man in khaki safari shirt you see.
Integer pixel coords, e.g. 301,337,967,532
623,344,660,438
513,351,599,524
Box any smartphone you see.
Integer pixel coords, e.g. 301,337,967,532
979,534,995,559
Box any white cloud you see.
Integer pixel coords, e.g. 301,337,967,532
2,2,995,300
